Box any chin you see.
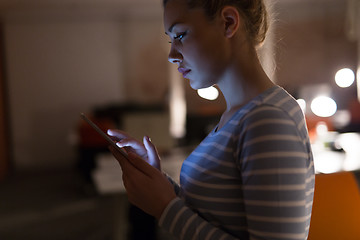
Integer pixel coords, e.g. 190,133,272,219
188,79,199,90
189,78,212,90
189,83,203,90
191,83,213,91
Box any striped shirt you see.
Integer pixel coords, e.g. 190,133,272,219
159,86,315,240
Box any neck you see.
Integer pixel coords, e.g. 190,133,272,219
218,45,274,111
215,44,274,129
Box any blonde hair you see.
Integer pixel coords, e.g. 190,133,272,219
163,0,268,47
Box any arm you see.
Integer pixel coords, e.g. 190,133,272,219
109,106,314,240
238,105,314,239
164,173,182,196
109,133,242,239
159,106,314,240
158,197,242,240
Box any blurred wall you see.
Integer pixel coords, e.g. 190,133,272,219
5,20,124,169
0,0,358,171
0,25,9,178
275,0,358,94
2,2,167,170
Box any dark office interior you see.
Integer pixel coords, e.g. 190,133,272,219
1,0,360,239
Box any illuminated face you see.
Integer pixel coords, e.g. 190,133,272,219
164,0,229,90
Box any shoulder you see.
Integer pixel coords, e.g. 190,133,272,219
244,104,294,123
236,87,309,147
240,86,306,133
227,86,308,141
238,104,301,145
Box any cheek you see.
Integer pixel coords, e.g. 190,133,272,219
197,36,225,65
185,42,217,70
183,31,227,75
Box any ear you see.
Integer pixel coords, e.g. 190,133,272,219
220,6,240,38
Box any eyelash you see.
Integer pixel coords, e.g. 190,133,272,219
169,32,187,44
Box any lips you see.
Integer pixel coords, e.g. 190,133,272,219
177,67,191,78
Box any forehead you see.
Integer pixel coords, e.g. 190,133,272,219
163,0,202,33
163,0,188,31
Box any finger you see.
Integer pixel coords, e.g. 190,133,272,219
143,136,161,169
143,136,158,158
107,129,131,140
108,129,144,150
116,139,144,149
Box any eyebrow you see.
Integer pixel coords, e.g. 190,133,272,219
166,22,181,34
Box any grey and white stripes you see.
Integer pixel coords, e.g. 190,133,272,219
159,86,315,240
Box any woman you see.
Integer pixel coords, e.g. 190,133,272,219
108,0,315,239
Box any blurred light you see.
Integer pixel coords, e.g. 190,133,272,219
296,98,306,112
336,133,360,171
312,130,344,174
315,121,328,136
311,96,337,117
332,110,351,129
335,68,355,88
313,150,344,174
358,67,360,102
197,86,219,101
169,65,186,138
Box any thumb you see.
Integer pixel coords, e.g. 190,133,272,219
143,136,161,170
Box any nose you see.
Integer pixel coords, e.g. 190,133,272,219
168,44,183,64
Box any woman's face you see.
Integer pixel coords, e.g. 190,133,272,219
163,0,229,90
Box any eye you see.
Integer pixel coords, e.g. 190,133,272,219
169,32,186,43
174,32,186,41
167,31,187,44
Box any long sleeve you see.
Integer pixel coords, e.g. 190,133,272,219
159,197,242,240
238,105,314,239
165,173,182,196
158,86,315,240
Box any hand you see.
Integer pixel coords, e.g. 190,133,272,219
107,129,160,170
109,146,176,220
